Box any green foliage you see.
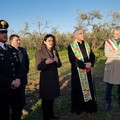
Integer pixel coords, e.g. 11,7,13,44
58,49,71,76
22,100,42,120
27,49,39,80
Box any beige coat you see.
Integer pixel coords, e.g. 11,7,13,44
103,39,120,84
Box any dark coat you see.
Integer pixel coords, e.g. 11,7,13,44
68,41,97,113
0,44,22,120
18,47,29,85
35,45,62,100
0,45,21,97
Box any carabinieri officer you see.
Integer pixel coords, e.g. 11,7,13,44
0,20,22,120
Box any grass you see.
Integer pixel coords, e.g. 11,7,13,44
22,49,120,120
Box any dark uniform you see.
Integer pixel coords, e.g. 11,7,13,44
18,47,29,109
0,20,22,120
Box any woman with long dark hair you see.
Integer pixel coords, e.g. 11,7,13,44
35,34,62,120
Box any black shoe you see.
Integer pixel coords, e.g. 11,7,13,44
50,114,59,119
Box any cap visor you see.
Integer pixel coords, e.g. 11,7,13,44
0,29,7,31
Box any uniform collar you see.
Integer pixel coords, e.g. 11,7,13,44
0,42,5,49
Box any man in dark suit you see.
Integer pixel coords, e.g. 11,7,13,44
0,20,22,120
9,34,29,115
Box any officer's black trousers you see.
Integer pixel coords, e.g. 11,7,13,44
0,89,22,120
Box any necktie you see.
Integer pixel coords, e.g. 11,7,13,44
4,44,7,50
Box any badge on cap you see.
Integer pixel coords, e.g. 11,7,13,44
1,21,7,28
0,20,9,31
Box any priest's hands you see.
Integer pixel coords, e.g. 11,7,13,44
85,62,92,68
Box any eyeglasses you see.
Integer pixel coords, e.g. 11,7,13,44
0,31,8,34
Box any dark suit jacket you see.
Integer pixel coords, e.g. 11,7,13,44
18,47,29,85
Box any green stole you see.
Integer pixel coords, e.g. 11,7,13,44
70,40,92,102
107,38,120,50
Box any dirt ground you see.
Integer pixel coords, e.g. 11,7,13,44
25,74,120,120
